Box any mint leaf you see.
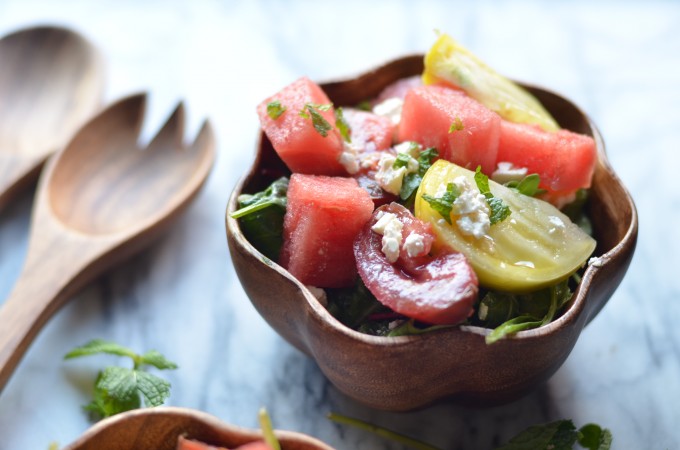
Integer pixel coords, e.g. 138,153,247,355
335,107,352,143
65,340,177,421
578,424,613,450
496,420,576,450
139,350,179,370
135,371,172,407
65,339,137,360
299,103,333,137
393,152,413,169
422,182,459,224
474,166,510,225
266,100,286,119
505,173,545,197
448,116,464,133
417,147,438,174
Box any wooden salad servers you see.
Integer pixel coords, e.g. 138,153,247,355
63,407,334,450
0,93,215,392
0,25,104,211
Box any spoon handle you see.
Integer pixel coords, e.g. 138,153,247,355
0,223,110,393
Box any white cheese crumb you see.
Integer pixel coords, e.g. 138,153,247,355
374,143,420,195
588,256,605,267
402,232,426,258
372,97,404,126
491,161,528,184
478,302,489,321
338,140,362,174
452,176,491,239
371,212,403,263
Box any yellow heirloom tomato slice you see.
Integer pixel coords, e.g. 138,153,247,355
415,160,596,293
422,33,561,132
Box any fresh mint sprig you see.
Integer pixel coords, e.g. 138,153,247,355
421,182,459,224
65,339,178,420
334,107,352,142
474,166,511,225
299,102,333,137
266,100,286,120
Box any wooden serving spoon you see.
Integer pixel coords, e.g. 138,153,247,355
0,25,104,211
0,93,215,393
63,407,334,450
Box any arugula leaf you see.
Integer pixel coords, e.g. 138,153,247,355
335,107,352,143
299,103,333,137
65,339,177,421
328,413,440,450
422,182,459,224
325,278,386,329
266,100,286,119
474,166,510,224
231,177,288,260
448,116,464,133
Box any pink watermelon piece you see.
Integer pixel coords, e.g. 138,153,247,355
398,85,501,174
280,174,374,288
256,77,346,176
496,121,597,195
373,75,423,104
342,107,394,153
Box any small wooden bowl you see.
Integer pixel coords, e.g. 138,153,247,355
226,55,638,411
63,406,334,450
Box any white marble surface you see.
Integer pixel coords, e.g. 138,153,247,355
0,0,677,448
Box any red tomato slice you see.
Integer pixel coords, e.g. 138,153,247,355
354,203,478,325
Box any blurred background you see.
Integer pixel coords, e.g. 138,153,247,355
0,0,677,448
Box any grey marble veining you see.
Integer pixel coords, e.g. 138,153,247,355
0,0,678,449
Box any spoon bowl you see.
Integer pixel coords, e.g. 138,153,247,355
63,406,334,450
0,25,104,211
0,93,215,392
226,55,638,410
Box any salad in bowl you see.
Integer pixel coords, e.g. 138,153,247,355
226,33,637,410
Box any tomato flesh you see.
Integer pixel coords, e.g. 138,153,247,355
354,203,478,325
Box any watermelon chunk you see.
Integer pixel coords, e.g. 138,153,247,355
373,75,423,105
342,107,394,153
280,174,374,288
398,85,501,174
496,121,596,196
257,77,346,176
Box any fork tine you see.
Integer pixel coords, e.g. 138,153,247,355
146,101,185,152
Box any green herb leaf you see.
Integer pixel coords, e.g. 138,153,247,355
64,339,137,360
300,103,333,137
393,152,413,169
505,173,545,197
474,166,510,225
399,147,439,202
231,177,288,260
579,424,613,450
266,100,286,120
422,182,459,224
356,100,372,111
448,116,464,133
417,147,439,174
495,420,577,450
326,278,385,329
259,408,282,450
65,340,177,421
328,412,441,450
335,107,352,143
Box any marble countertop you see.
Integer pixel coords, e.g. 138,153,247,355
0,1,677,448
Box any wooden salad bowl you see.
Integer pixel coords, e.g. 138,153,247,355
225,55,638,411
63,406,334,450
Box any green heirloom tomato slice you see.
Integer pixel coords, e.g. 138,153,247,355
415,160,596,293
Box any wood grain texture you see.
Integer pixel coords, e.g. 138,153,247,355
0,25,104,211
63,407,334,450
226,55,638,411
0,93,215,393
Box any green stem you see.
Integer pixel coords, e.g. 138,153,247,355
328,413,442,450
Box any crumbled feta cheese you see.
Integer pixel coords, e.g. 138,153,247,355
371,212,403,263
338,140,362,174
393,141,421,158
588,256,605,267
491,161,528,184
478,302,489,321
374,142,422,195
372,97,404,126
452,176,490,239
402,232,426,258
